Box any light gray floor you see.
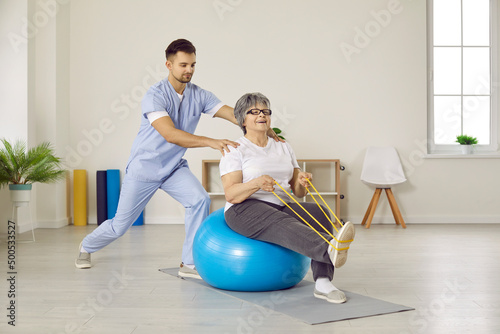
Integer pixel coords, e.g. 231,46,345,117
0,223,499,334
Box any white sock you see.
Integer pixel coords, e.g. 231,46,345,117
315,277,339,294
80,245,89,253
184,264,195,269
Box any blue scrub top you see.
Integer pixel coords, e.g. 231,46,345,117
125,78,221,182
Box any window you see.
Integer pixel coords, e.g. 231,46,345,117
428,0,498,153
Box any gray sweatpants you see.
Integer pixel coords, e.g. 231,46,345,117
225,199,335,281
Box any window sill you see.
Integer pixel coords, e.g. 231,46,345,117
424,152,500,159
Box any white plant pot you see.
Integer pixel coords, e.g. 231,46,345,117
460,145,473,154
9,184,32,206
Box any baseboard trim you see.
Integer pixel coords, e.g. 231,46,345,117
79,217,185,225
145,217,184,225
16,222,35,234
23,215,497,229
36,217,71,229
346,216,500,224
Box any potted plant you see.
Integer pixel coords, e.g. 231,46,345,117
272,127,285,140
0,138,66,205
455,134,478,154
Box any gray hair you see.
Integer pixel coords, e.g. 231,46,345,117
234,92,271,135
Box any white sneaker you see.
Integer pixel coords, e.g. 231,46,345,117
328,221,355,268
178,262,201,279
75,242,91,269
313,288,347,304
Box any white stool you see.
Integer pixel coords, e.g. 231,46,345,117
10,187,35,243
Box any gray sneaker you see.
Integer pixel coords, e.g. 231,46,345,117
75,242,91,269
178,262,201,279
313,288,347,304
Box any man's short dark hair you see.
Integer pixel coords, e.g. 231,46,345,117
165,39,196,60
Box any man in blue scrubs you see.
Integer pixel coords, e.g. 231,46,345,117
75,39,265,278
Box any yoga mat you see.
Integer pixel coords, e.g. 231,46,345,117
106,169,120,219
160,268,414,325
96,170,107,225
133,211,144,226
73,169,87,226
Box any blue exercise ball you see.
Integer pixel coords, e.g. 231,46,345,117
193,208,310,292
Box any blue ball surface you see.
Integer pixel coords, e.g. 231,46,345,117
193,208,310,292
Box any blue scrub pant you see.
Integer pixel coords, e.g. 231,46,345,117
82,161,210,265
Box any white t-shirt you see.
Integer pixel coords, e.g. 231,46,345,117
219,136,300,211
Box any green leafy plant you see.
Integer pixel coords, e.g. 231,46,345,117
272,127,285,140
0,138,66,189
455,134,478,145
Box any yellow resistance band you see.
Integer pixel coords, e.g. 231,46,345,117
304,187,339,234
272,181,353,251
305,179,344,231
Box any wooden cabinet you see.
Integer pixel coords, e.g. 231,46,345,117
202,159,342,215
295,159,341,216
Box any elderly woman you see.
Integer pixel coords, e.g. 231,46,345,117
220,92,355,303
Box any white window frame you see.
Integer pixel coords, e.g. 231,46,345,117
427,0,498,154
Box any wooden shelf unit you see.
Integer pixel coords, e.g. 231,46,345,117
201,159,341,215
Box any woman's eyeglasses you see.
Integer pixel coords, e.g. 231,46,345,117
246,109,272,116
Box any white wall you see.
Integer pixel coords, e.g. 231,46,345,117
0,0,71,232
33,0,71,229
0,0,30,233
3,0,500,228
